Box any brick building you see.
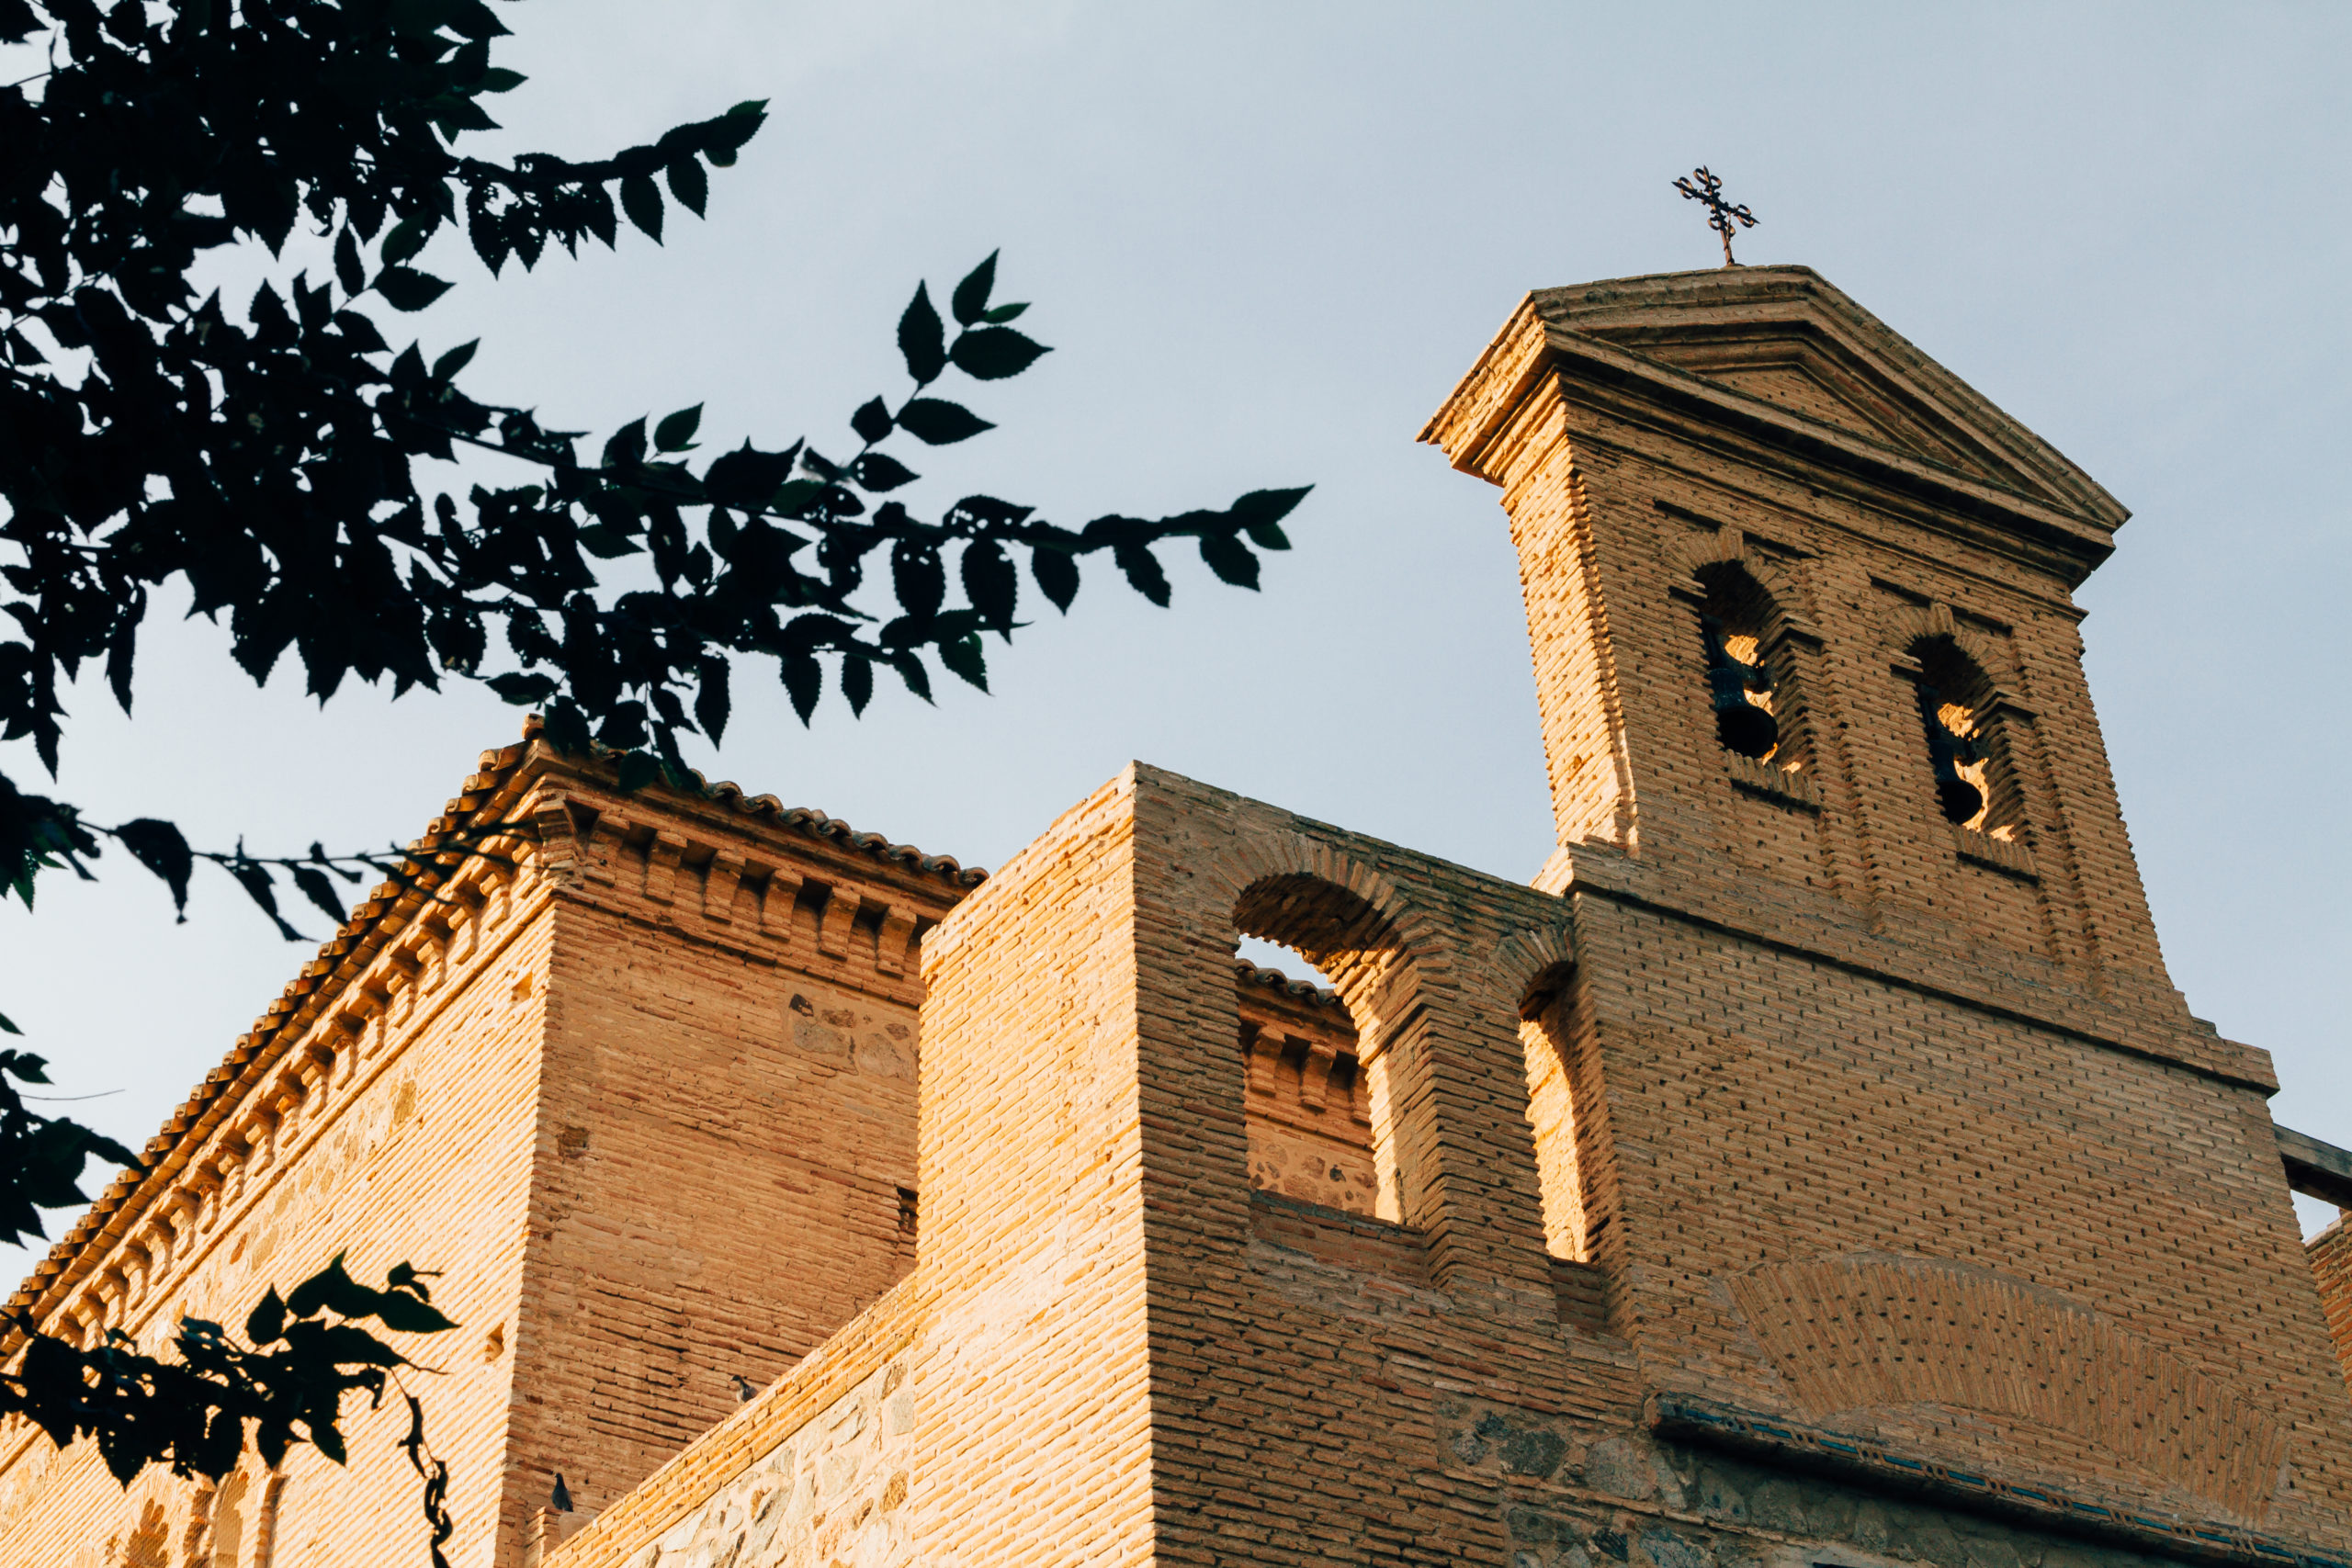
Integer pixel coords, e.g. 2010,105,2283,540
5,264,2350,1568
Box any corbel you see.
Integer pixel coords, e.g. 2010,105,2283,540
874,904,919,976
756,867,805,947
815,881,865,959
643,830,687,906
1243,1022,1283,1099
582,810,630,887
702,851,745,925
447,882,486,962
1302,1040,1340,1112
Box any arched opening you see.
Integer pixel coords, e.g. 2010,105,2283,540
1910,637,2026,838
1232,873,1423,1226
1692,562,1810,771
1233,957,1376,1214
1515,964,1603,1264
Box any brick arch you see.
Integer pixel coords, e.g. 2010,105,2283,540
1882,601,2011,689
1200,831,1464,1234
1884,605,2031,837
1668,530,1821,652
1490,922,1577,1015
1727,1251,2284,1518
1490,920,1602,1263
1204,831,1463,1046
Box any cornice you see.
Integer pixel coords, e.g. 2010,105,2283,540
4,722,987,1353
1420,270,2131,589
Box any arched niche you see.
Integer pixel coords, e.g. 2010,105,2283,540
1902,630,2030,840
1231,867,1441,1231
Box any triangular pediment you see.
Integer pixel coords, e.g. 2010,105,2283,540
1510,267,2128,534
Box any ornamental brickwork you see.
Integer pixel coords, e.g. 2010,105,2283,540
6,265,2349,1568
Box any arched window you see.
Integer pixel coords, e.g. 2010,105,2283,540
1232,873,1424,1227
1910,637,2026,838
1234,958,1376,1216
1692,563,1809,770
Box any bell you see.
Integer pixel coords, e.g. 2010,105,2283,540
1700,615,1780,760
1715,697,1780,760
1937,775,1984,825
1916,682,1985,825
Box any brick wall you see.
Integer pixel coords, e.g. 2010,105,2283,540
492,769,963,1556
2309,1221,2352,1398
17,264,2350,1568
0,750,557,1568
1237,962,1377,1215
0,735,977,1568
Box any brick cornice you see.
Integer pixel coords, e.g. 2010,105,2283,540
1420,268,2128,589
4,724,984,1355
1552,842,2276,1094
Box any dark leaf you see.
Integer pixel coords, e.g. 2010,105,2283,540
666,155,708,217
376,267,454,312
898,283,945,384
228,859,307,942
780,652,821,725
1114,545,1171,607
372,1294,458,1336
851,397,893,445
615,751,662,794
1229,486,1311,549
852,452,917,492
334,230,367,297
938,633,988,692
1032,547,1079,612
246,1288,288,1346
891,544,945,621
1198,533,1260,590
541,701,594,757
480,67,526,92
950,251,998,327
981,301,1029,323
620,174,664,243
949,327,1049,381
576,525,640,559
896,399,994,446
602,417,649,470
106,623,137,715
380,216,433,265
289,866,346,925
962,541,1018,628
705,445,798,507
433,340,480,380
654,404,703,452
842,654,874,716
486,672,560,705
113,819,194,919
694,657,729,743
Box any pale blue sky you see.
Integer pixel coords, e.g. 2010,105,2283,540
4,2,2346,1274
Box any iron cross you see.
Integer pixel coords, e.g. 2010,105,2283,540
1675,166,1758,266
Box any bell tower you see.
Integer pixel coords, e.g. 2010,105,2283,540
1418,266,2352,1542
1421,265,2181,1013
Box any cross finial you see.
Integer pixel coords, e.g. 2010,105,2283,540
1674,166,1758,267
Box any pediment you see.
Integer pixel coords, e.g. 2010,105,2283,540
1499,267,2128,535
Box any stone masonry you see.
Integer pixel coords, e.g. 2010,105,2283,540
6,265,2350,1568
